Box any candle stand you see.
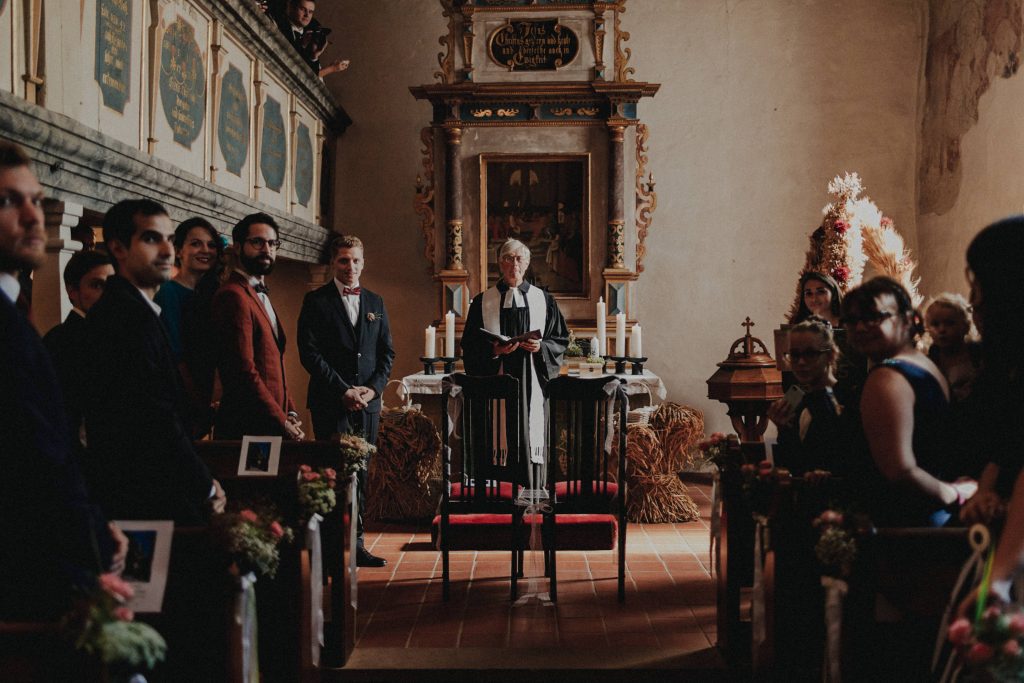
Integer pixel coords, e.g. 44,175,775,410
606,356,629,375
439,356,460,374
419,357,439,375
628,357,648,375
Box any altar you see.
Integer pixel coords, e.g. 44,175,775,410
399,368,666,404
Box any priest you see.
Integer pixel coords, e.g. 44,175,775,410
461,238,569,484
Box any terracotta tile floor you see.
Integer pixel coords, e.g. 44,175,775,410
350,483,718,660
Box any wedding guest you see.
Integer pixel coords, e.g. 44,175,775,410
84,199,225,524
461,238,569,488
43,249,114,442
0,141,126,618
767,317,846,475
213,213,304,440
924,293,982,403
272,0,350,78
840,276,975,527
789,271,842,327
155,217,222,361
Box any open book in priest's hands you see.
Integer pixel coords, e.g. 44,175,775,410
479,328,542,345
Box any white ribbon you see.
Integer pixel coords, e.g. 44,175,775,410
348,475,359,609
237,571,259,683
751,516,768,660
305,513,324,667
933,524,991,681
821,575,849,683
513,489,553,606
709,470,721,577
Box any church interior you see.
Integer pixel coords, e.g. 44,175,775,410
4,0,1024,681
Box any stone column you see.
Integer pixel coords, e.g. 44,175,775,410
34,199,84,331
606,123,626,269
444,126,464,271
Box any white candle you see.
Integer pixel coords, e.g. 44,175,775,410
590,336,600,359
424,325,436,358
596,297,607,356
615,313,626,357
445,310,456,357
630,324,642,358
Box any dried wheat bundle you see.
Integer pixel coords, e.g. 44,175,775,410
366,406,442,521
862,221,923,306
624,423,664,476
651,403,705,470
626,473,701,523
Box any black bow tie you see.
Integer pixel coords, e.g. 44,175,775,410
253,282,270,296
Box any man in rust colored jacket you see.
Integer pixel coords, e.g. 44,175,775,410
212,213,305,440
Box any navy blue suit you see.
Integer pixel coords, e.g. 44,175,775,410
0,289,113,619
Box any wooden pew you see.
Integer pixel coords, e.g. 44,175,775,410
194,440,356,679
0,622,102,682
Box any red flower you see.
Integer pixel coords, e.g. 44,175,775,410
324,468,337,480
817,510,844,527
984,606,1003,622
302,471,321,482
113,606,134,622
1003,639,1022,657
298,464,312,474
1009,614,1024,635
832,266,851,284
833,219,849,234
880,216,894,228
966,642,994,664
99,573,135,601
269,521,285,539
239,509,258,523
948,618,972,646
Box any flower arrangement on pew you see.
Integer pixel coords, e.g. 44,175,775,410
64,573,167,672
949,606,1024,682
297,465,339,521
214,506,294,579
334,432,375,477
695,432,730,470
739,460,792,518
813,509,860,578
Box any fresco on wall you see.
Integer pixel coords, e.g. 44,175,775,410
294,122,313,208
159,16,207,149
919,0,1023,214
94,0,132,113
260,96,286,193
217,65,249,176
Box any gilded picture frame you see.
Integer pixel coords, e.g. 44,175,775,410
479,153,591,299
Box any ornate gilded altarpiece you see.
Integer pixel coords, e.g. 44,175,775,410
411,0,659,351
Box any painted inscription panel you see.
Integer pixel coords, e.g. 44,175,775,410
260,96,286,193
159,17,207,149
217,65,249,176
294,121,313,208
95,0,132,113
487,19,580,71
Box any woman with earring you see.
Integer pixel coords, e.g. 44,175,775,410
155,217,222,361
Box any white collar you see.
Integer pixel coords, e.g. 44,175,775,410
290,22,304,33
234,268,265,290
0,272,21,304
334,278,360,296
136,286,161,316
71,307,86,319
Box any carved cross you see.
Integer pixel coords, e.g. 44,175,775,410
742,317,755,335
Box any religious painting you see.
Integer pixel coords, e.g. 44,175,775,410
480,154,590,298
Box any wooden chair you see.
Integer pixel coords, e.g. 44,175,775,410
433,373,527,601
542,375,628,602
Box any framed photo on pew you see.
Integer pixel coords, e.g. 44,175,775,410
113,520,174,613
237,435,282,477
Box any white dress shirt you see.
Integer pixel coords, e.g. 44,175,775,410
236,268,279,336
0,271,21,304
334,278,360,326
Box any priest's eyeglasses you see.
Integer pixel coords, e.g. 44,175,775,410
784,349,830,362
500,254,527,264
245,237,281,250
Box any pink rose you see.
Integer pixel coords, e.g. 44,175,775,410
302,471,321,481
1009,614,1024,635
99,573,135,601
833,219,849,234
984,606,1003,622
880,216,894,228
239,509,258,523
966,642,994,664
818,510,844,527
711,433,726,445
832,266,851,284
299,464,312,474
948,618,973,646
269,521,285,539
324,468,337,480
114,606,134,622
1003,639,1022,657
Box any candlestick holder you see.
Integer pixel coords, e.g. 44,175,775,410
419,357,438,375
439,356,460,374
606,355,629,375
628,356,648,375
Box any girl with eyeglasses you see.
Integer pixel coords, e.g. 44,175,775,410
767,317,846,475
841,277,976,527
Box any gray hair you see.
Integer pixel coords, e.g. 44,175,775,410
498,238,531,265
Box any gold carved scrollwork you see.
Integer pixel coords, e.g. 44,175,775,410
613,4,635,83
577,107,599,116
496,108,520,117
471,108,493,117
607,219,626,270
551,107,574,116
435,0,457,84
447,219,465,270
551,107,599,117
634,123,657,274
414,127,437,274
593,9,606,79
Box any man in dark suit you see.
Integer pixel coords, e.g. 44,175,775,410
271,0,350,78
298,234,394,567
213,213,305,441
84,199,224,524
43,249,114,443
0,141,125,619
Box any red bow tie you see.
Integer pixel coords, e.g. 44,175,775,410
342,287,361,296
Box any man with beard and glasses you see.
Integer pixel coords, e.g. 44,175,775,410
84,199,225,524
212,212,305,440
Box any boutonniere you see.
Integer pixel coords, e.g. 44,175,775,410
366,312,378,323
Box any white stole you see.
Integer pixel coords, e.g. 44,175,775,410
481,284,547,464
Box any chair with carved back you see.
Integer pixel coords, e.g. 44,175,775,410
432,373,527,601
541,375,628,602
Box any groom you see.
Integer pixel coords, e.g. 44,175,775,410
297,234,394,567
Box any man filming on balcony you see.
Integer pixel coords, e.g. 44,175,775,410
273,0,350,79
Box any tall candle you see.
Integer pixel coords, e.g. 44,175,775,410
629,324,642,358
596,297,607,356
445,310,456,357
615,313,626,357
424,325,436,358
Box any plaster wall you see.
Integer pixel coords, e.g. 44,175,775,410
322,0,927,432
